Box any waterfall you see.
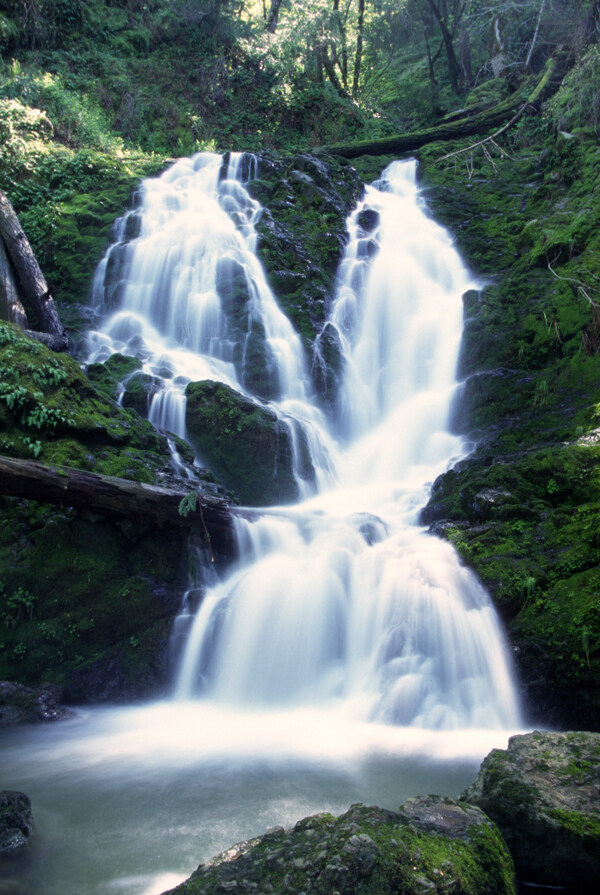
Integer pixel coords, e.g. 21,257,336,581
85,151,335,493
87,152,521,731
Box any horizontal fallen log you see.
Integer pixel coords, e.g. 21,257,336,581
325,54,562,159
0,454,235,557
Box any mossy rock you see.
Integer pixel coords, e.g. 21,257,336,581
0,322,172,483
163,798,516,895
0,499,190,700
463,730,600,891
185,380,301,506
249,150,363,403
415,114,600,731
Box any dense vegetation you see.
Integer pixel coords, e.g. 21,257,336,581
0,0,599,726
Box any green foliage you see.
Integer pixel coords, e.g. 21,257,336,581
178,491,197,518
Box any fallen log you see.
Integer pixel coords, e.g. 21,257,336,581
0,191,68,348
325,53,563,159
0,454,234,557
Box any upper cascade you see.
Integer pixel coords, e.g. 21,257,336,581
84,151,336,495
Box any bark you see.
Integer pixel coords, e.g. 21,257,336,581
352,0,365,96
525,0,546,71
0,190,67,348
319,43,351,98
266,0,283,33
325,53,562,159
0,455,235,558
423,0,463,94
0,236,27,328
459,27,472,88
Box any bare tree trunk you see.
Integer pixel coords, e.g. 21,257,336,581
0,237,27,328
0,190,68,348
459,27,472,88
352,0,365,96
319,43,351,98
266,0,284,33
525,0,547,70
424,0,463,94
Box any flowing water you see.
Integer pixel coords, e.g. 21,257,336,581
1,154,524,895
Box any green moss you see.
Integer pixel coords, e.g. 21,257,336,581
171,802,515,895
185,380,301,506
0,321,171,481
546,809,600,840
0,498,188,699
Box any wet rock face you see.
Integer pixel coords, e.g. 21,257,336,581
0,791,33,857
185,379,304,506
162,798,516,895
462,730,600,892
249,151,364,405
0,681,71,726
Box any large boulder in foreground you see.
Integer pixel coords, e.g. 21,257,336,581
462,730,600,892
0,791,33,857
163,798,516,895
185,380,310,506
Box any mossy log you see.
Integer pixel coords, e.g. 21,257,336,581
0,454,234,553
0,190,68,348
325,54,562,159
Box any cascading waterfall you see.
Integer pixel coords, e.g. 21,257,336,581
170,157,522,731
0,152,524,895
85,151,336,493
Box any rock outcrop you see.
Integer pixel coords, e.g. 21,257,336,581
462,730,600,892
162,798,516,895
0,791,33,857
0,681,71,726
185,379,313,506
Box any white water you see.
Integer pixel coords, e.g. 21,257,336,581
1,154,524,895
174,157,521,732
84,151,335,493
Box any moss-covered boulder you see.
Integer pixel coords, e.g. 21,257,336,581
462,730,600,892
185,380,301,506
162,798,516,895
0,500,191,701
0,321,175,481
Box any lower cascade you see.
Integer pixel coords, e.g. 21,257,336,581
88,152,522,731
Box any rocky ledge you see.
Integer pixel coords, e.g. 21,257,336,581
163,797,516,895
462,729,600,892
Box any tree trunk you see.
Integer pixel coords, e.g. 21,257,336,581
0,190,67,348
0,236,27,327
459,27,472,88
325,53,562,158
266,0,283,33
352,0,365,96
424,0,462,94
0,454,235,558
525,0,546,71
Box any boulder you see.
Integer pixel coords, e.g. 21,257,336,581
0,791,33,857
162,798,516,895
462,730,600,892
0,681,71,726
185,380,304,506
